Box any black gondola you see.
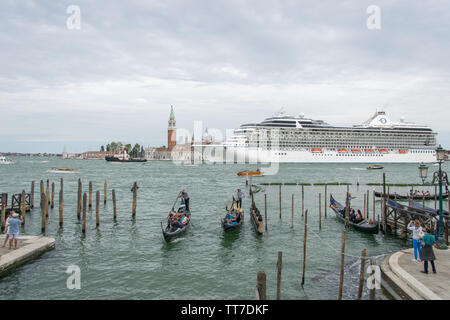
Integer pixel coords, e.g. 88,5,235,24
330,194,379,234
161,206,191,242
374,191,448,200
222,207,244,231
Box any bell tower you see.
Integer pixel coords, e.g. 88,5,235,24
168,105,176,150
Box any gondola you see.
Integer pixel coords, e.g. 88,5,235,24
161,207,191,242
367,165,384,170
374,191,449,200
222,207,244,231
329,195,379,234
387,198,449,216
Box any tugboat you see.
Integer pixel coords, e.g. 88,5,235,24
105,149,147,163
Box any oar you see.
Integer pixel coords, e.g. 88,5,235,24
167,194,180,220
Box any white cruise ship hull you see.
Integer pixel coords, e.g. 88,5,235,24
203,147,436,164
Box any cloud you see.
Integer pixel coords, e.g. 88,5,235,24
0,0,449,152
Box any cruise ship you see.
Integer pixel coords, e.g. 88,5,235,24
206,111,438,163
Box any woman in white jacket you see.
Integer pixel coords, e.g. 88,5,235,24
408,220,423,262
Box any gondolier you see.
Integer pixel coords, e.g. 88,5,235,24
179,189,190,212
236,189,243,208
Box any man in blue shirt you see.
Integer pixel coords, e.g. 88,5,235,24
7,212,24,250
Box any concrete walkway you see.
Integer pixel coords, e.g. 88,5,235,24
0,235,55,276
382,247,450,300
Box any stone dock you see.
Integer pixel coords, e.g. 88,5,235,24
381,247,450,300
0,235,55,276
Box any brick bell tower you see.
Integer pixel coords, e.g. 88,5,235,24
168,105,176,150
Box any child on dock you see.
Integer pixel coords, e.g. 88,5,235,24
420,228,437,274
408,220,423,262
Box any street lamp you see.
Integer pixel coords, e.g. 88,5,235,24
418,162,428,185
432,145,448,250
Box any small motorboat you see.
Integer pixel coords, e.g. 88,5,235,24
0,156,14,165
47,168,77,173
237,169,263,176
367,164,384,170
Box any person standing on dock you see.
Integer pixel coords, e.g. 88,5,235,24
179,189,190,212
421,228,437,274
408,220,423,262
236,189,244,209
1,211,12,248
7,212,23,250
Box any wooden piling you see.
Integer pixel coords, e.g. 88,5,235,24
132,182,138,218
46,179,50,204
104,180,107,205
276,251,282,300
301,185,304,217
256,271,267,300
264,193,268,232
40,180,44,208
30,181,35,208
301,209,308,286
291,194,294,228
345,192,350,228
96,190,100,227
51,182,55,209
82,193,87,234
77,179,82,220
319,193,322,230
338,231,346,300
41,191,47,233
373,190,375,222
357,248,367,300
112,189,117,221
363,193,366,220
324,184,327,218
89,181,93,208
1,193,6,231
369,258,376,300
59,189,63,227
20,190,26,225
279,185,282,219
382,173,386,233
366,190,369,220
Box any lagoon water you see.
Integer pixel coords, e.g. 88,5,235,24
0,158,448,300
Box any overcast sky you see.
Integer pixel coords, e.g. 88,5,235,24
1,0,449,153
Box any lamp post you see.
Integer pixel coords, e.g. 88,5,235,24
432,145,448,250
418,163,428,185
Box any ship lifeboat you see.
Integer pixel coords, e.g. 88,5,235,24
378,149,389,153
351,149,362,153
337,149,348,153
398,150,407,154
364,149,375,153
237,170,264,177
311,148,323,153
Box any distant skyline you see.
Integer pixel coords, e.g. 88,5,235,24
1,1,450,153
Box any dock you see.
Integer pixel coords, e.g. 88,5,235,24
381,248,450,300
0,235,55,276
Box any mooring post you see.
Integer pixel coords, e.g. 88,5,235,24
386,186,390,232
301,185,304,217
363,193,367,219
256,271,267,300
77,179,82,220
324,184,327,218
89,181,93,208
338,231,346,300
20,190,26,225
59,189,63,227
276,251,282,300
373,190,375,222
30,181,35,209
96,190,100,227
41,191,47,233
369,258,376,300
40,180,44,208
264,193,268,232
104,180,107,205
382,173,386,233
366,190,369,219
46,179,50,205
1,193,6,231
319,193,322,230
357,248,367,300
132,182,138,218
345,192,349,228
291,194,294,228
301,209,308,286
51,182,55,209
279,184,282,219
82,193,87,234
112,189,117,221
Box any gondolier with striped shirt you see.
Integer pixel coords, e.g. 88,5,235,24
236,189,244,208
179,189,190,212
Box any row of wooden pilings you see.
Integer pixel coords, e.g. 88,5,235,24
32,178,139,233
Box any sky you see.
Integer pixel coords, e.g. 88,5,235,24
1,0,450,153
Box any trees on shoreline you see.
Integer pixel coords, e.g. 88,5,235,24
101,142,145,158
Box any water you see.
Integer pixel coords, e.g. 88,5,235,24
0,158,448,300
